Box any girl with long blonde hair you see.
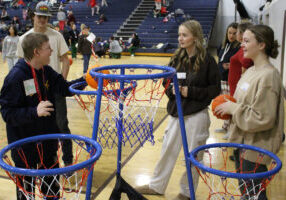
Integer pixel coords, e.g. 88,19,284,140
136,20,221,200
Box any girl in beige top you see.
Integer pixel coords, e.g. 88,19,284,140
215,24,284,200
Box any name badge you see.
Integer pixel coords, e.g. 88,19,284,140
177,72,186,79
23,79,36,96
240,82,250,91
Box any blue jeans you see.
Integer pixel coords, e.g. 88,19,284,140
83,54,91,73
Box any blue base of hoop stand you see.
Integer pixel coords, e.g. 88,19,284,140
70,64,182,200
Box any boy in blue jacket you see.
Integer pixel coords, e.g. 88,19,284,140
0,32,85,200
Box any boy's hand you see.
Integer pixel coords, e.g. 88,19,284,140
37,101,54,117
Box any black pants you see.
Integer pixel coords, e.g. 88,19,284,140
54,94,73,164
234,150,268,200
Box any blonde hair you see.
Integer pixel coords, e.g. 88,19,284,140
169,20,206,72
80,23,86,31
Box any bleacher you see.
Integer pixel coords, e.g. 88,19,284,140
0,1,36,39
136,0,219,54
63,0,141,41
0,0,219,55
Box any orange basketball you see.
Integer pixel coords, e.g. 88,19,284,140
86,64,110,89
69,57,73,66
211,94,236,120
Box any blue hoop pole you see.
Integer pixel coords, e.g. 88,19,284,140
173,75,196,199
0,134,102,176
189,143,282,180
116,68,125,175
86,77,104,200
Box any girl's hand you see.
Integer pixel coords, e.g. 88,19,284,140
172,85,181,95
214,97,236,116
181,86,188,97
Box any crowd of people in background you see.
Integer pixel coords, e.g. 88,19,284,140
0,0,143,65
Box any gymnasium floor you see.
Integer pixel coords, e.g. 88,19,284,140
0,55,285,200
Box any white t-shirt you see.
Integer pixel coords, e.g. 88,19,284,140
16,27,69,74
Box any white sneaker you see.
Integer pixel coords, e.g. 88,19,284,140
222,131,230,140
214,128,227,133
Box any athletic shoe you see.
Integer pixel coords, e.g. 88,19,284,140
214,128,227,133
222,131,231,140
135,184,162,195
173,193,190,200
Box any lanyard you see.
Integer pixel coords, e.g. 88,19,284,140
220,43,231,62
27,62,47,102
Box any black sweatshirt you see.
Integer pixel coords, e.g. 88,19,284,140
165,53,221,117
78,34,92,55
217,43,240,81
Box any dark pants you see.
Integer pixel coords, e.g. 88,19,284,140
109,52,121,59
13,150,60,200
54,94,70,133
16,167,60,200
128,46,137,56
71,43,77,58
95,50,105,58
54,94,73,164
83,54,91,73
235,150,268,200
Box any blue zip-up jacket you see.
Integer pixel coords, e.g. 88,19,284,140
0,59,84,164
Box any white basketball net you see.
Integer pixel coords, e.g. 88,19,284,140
3,139,96,200
75,68,170,149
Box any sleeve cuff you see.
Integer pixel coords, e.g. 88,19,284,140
31,107,38,119
229,102,241,115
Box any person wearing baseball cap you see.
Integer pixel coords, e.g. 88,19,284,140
34,1,53,17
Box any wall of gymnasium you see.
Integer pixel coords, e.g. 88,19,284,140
209,0,286,87
261,0,286,87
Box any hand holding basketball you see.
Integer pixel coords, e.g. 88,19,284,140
181,86,188,97
212,94,236,120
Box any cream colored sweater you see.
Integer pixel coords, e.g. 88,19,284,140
228,64,284,164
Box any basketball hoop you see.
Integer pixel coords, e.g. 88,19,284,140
0,134,102,200
70,64,173,149
70,64,176,199
188,143,282,200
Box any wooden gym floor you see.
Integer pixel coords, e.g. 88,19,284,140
0,55,285,200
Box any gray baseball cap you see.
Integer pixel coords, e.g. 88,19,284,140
34,2,52,17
